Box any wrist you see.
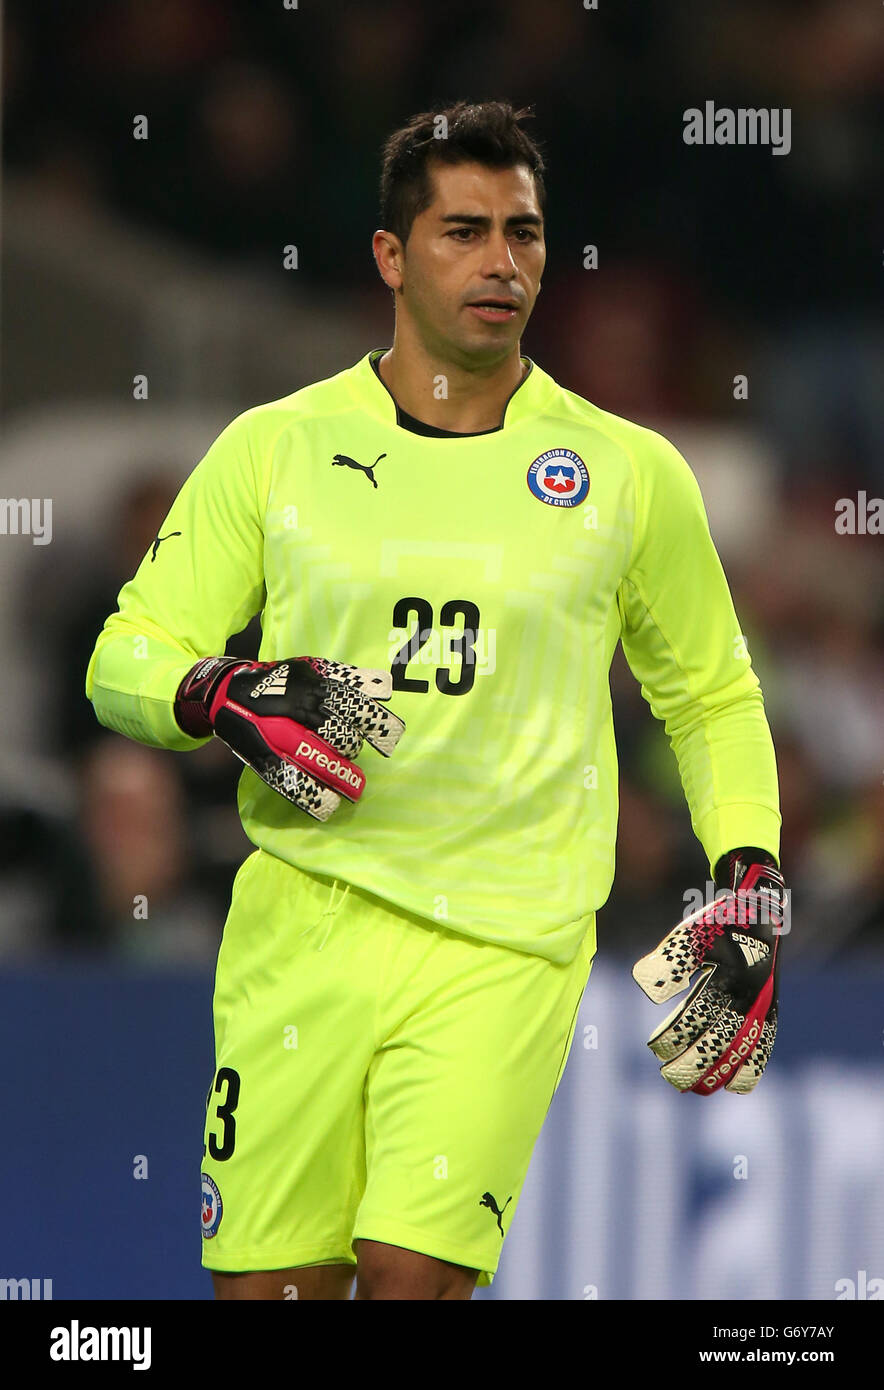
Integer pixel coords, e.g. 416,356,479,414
174,656,251,738
714,846,781,894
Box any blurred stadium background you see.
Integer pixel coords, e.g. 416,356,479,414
1,0,882,1300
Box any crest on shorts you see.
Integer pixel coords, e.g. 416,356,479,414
201,1174,223,1238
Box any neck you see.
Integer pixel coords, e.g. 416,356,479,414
377,320,526,433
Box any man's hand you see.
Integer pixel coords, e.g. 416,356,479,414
632,852,787,1095
174,655,405,821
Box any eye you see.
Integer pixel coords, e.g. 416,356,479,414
448,227,476,240
512,227,538,241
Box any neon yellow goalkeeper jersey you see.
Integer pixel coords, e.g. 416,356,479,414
85,349,781,964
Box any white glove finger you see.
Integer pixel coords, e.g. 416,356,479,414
647,968,726,1061
313,710,364,760
294,657,406,756
321,681,406,757
274,763,343,821
632,901,715,1003
724,1018,777,1093
236,751,343,821
300,657,394,701
658,1002,748,1091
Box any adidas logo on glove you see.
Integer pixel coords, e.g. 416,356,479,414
250,665,289,698
731,931,770,967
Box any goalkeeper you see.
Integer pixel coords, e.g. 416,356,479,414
85,100,785,1301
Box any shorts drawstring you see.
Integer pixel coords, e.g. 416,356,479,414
299,878,351,951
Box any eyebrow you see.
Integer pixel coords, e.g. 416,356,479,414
438,212,543,228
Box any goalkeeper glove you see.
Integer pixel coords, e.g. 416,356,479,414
174,655,405,822
632,848,787,1095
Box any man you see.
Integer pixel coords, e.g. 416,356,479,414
86,101,786,1301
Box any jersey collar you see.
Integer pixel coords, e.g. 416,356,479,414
347,348,556,431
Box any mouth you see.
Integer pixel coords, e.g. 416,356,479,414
466,298,520,322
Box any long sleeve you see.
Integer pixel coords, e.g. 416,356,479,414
616,430,781,877
85,409,268,751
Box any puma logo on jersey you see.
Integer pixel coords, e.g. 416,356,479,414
150,530,182,561
479,1191,512,1236
732,931,769,967
331,453,386,488
250,665,289,698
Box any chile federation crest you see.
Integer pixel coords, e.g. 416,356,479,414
527,448,590,508
201,1174,223,1239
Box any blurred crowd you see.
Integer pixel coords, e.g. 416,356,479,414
1,0,882,961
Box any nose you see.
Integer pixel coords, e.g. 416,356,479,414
481,229,518,279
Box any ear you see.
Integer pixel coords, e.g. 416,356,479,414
372,229,405,291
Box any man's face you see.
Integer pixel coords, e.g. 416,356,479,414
395,160,546,365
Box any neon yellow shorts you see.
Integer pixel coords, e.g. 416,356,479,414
200,848,595,1286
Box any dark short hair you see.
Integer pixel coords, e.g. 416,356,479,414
379,100,546,245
